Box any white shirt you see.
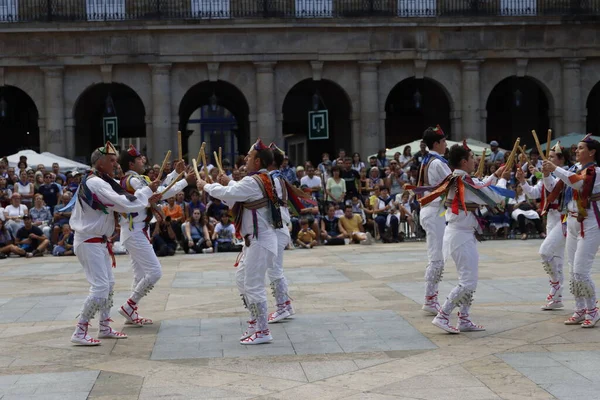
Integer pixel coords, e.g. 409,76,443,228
203,172,278,256
269,171,291,228
71,175,152,247
4,204,27,218
423,151,452,206
551,164,600,214
300,175,322,189
521,181,543,199
119,169,189,241
521,159,544,172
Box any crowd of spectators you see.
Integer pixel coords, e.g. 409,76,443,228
0,138,566,260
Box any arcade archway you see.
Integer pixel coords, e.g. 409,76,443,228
0,86,39,155
586,81,600,136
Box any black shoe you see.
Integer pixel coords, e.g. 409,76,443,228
0,253,7,259
32,249,44,257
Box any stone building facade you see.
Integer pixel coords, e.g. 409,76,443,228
1,11,600,164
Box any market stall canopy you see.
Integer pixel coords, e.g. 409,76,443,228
7,150,90,172
370,138,502,159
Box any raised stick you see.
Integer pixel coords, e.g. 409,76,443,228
504,138,521,172
160,171,185,194
518,144,529,166
192,159,202,182
196,142,205,165
546,129,552,159
157,150,171,181
218,147,223,171
200,148,212,183
177,131,183,161
531,130,547,160
213,151,224,174
475,148,487,178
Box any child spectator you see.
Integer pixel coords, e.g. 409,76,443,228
296,218,317,248
53,224,74,256
320,204,345,245
212,213,241,253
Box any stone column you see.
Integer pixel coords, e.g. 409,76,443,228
451,110,462,142
562,58,584,135
249,114,258,145
150,63,172,164
351,115,360,155
64,117,75,159
254,62,277,145
359,61,381,157
461,60,482,141
275,113,284,148
41,66,66,155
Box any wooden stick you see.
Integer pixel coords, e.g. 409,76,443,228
196,142,205,165
200,148,212,183
192,159,202,182
160,171,185,195
213,151,224,174
157,150,171,181
546,129,552,159
518,145,529,166
475,148,487,178
531,130,547,160
504,138,521,172
218,146,223,171
177,131,183,161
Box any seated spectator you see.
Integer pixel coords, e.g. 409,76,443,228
182,209,213,254
212,213,241,253
300,166,322,201
186,189,206,215
151,218,177,257
162,196,184,240
175,192,188,221
290,187,320,242
320,204,345,245
15,215,50,257
66,172,81,193
339,204,372,245
296,218,318,249
325,166,345,206
374,187,400,243
509,185,545,240
52,224,74,256
206,197,228,225
15,170,34,208
51,163,66,183
0,177,11,207
37,172,61,212
342,157,360,201
295,166,305,183
29,194,52,239
52,192,73,243
34,171,44,191
0,219,26,259
4,193,28,238
397,191,416,236
350,195,367,223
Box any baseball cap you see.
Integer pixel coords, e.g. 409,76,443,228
296,166,304,172
490,140,499,147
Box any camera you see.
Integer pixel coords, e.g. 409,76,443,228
165,216,172,223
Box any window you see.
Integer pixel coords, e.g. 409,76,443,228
0,0,18,22
295,0,333,18
86,0,126,21
500,0,536,15
191,0,231,19
397,0,436,16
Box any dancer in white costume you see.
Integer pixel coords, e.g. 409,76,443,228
516,143,571,310
542,134,600,328
416,142,513,333
197,139,282,344
416,125,452,314
69,142,160,345
117,145,196,326
266,143,296,323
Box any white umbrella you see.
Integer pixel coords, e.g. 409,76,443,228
7,150,89,172
371,138,494,160
41,152,90,172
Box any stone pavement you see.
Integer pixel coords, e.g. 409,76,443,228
0,240,599,399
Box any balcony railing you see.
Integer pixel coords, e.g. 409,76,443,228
0,0,598,23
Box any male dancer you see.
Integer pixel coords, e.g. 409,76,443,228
543,134,600,327
417,142,512,333
117,145,195,325
197,139,281,344
267,143,295,323
70,142,160,345
516,142,570,310
417,126,452,314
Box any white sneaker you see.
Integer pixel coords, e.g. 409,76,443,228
268,308,291,324
432,312,460,334
422,302,440,315
202,248,214,254
541,300,564,310
98,319,128,339
118,299,145,326
71,322,102,346
240,320,256,340
582,308,600,328
240,330,273,345
564,310,587,325
361,233,374,245
457,313,486,332
286,302,296,316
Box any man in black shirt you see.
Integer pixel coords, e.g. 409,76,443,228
341,157,360,201
37,173,60,212
15,215,50,257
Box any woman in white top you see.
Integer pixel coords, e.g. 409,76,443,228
399,146,414,173
351,152,365,173
325,166,346,206
509,185,545,240
14,171,34,207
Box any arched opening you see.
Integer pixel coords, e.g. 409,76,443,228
282,79,352,166
586,81,600,136
179,80,250,165
486,76,550,149
74,83,146,161
0,86,40,155
385,78,452,149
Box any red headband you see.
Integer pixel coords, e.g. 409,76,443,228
462,140,471,151
127,144,141,157
433,124,445,136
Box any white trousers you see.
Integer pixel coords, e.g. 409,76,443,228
539,211,566,285
420,204,446,298
123,230,163,302
235,240,273,305
566,215,600,310
268,229,289,283
441,235,479,315
76,242,114,299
